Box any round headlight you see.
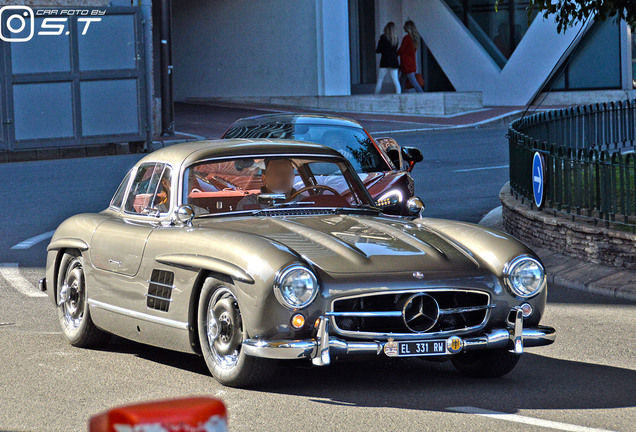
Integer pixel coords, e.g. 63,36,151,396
503,255,546,298
274,264,318,309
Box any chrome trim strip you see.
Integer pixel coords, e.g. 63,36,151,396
326,304,495,318
144,293,174,302
326,311,402,317
438,304,496,315
147,280,175,289
87,299,188,330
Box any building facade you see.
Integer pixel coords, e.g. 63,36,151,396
172,0,635,106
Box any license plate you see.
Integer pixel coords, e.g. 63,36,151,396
396,340,447,357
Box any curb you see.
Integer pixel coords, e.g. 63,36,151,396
186,99,526,132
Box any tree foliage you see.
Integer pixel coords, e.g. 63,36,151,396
501,1,636,33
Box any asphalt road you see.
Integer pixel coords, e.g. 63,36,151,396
0,108,634,431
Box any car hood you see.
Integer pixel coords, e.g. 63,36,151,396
195,214,480,275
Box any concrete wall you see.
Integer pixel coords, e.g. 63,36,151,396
172,0,350,101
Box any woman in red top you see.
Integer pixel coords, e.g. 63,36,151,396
397,20,423,92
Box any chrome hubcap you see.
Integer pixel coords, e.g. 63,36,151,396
206,288,242,369
58,260,85,329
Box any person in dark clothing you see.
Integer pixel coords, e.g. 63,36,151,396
398,20,424,92
374,22,401,94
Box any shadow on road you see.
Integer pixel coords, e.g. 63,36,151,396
547,284,636,306
258,353,635,413
97,335,635,414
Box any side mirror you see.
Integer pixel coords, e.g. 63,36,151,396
401,147,423,172
257,193,286,205
175,204,195,227
406,196,425,218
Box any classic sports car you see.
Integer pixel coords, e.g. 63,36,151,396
42,139,555,388
222,113,423,215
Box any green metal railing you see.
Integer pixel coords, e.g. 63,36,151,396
508,100,636,229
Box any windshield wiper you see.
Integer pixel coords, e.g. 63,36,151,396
335,205,381,214
253,201,316,216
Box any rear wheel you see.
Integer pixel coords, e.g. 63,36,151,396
451,349,520,378
197,279,274,387
56,251,110,347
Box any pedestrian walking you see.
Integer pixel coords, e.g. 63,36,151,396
398,20,424,93
374,22,401,94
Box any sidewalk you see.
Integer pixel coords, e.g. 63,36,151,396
479,206,636,302
184,99,543,132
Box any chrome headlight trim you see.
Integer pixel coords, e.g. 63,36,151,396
502,255,546,299
273,263,319,310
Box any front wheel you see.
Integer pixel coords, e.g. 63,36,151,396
56,251,110,347
451,348,520,378
197,279,274,387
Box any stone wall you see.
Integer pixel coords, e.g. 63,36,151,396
500,183,636,270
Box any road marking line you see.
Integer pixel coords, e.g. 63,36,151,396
0,263,47,298
371,126,447,134
174,130,207,141
447,406,617,432
11,230,55,250
452,164,509,173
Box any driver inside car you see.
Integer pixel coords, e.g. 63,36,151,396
237,158,298,210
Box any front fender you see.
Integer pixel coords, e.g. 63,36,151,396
45,212,111,305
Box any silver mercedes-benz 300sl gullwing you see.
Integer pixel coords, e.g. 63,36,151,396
42,139,555,387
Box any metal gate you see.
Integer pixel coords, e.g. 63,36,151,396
0,6,149,158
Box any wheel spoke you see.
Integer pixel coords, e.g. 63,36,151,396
59,259,85,329
206,288,243,369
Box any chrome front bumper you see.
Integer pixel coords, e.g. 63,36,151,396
243,308,556,366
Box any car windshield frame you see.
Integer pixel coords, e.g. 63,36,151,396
223,122,394,173
179,153,377,218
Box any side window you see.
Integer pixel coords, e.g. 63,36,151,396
110,169,133,210
124,163,172,215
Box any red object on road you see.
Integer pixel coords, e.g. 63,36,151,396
89,397,227,432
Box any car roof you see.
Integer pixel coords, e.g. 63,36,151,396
137,138,347,168
227,113,364,129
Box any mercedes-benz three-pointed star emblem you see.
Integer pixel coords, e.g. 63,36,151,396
402,293,439,332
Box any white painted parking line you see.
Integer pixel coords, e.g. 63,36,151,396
0,263,47,298
452,164,509,173
174,130,207,141
11,230,55,250
447,407,617,432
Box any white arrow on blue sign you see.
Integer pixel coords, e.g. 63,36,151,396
532,152,545,208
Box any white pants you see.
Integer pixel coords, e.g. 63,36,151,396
374,68,401,94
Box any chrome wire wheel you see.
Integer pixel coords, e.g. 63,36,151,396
206,288,243,369
58,258,85,330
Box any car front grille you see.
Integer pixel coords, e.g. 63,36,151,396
329,289,492,339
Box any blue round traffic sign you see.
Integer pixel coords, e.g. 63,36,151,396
532,152,545,208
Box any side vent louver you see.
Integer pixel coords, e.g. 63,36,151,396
146,270,175,312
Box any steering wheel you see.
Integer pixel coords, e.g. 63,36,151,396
289,185,341,201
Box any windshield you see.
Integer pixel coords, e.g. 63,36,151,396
182,156,373,216
223,123,391,173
